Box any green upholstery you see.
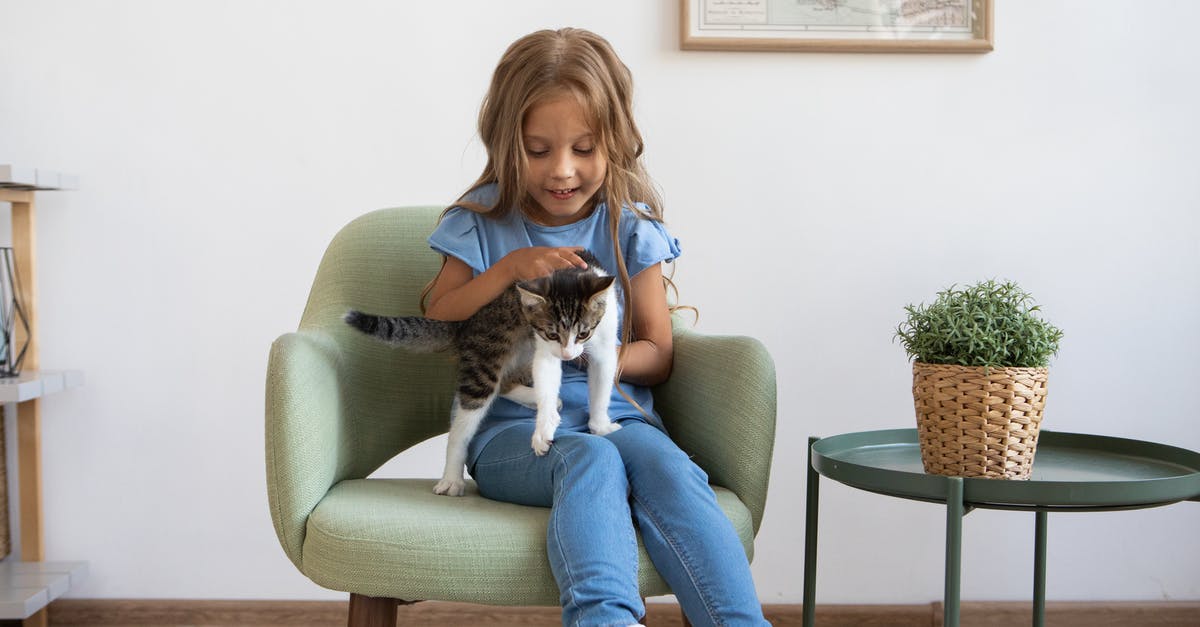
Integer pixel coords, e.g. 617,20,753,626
266,206,777,604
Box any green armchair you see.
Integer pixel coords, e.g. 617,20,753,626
265,206,776,625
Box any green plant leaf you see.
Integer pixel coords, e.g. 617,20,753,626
894,279,1062,368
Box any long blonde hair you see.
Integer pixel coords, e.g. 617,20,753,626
423,28,675,343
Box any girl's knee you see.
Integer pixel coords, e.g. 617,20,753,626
550,434,625,480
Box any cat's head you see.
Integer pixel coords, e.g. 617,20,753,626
516,271,615,361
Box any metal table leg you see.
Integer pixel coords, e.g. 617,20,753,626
803,437,820,627
1033,511,1048,627
944,477,964,627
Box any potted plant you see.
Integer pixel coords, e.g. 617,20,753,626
895,280,1063,479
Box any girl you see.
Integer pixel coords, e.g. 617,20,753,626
423,28,769,627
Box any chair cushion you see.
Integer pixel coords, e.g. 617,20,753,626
301,478,756,605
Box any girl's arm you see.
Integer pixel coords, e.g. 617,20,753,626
618,262,674,386
426,247,588,321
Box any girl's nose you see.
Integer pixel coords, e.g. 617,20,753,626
551,152,575,179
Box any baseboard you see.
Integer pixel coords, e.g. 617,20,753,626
46,598,1200,626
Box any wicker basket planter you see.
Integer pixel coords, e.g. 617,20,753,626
912,361,1049,480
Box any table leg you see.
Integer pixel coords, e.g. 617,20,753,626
803,436,820,627
1033,510,1048,627
944,477,964,627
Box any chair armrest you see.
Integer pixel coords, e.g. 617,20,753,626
653,320,777,534
265,329,349,570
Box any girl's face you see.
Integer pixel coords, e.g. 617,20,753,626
521,95,607,226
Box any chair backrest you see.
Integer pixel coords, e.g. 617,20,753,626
300,206,458,478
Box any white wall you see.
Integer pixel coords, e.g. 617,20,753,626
2,0,1197,604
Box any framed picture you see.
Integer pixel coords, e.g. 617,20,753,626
680,0,993,53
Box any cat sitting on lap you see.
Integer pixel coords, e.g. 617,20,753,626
344,250,619,496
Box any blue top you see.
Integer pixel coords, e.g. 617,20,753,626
428,183,682,467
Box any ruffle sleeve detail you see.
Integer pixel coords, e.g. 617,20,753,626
623,205,682,278
428,207,486,274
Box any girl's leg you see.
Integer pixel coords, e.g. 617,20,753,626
606,421,768,627
471,424,645,627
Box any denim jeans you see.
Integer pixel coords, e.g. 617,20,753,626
470,420,769,627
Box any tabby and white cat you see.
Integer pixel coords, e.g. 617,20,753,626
344,250,620,496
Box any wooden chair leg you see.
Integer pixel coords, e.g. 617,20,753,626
348,593,399,627
680,606,692,627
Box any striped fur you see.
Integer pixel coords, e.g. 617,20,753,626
342,311,458,352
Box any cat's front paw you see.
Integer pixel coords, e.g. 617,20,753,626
532,408,560,456
531,430,554,456
433,477,466,497
588,419,622,437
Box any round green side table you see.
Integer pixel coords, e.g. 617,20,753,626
802,429,1200,627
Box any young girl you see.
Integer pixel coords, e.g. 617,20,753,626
423,28,769,627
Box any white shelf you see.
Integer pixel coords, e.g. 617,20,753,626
0,560,88,619
0,165,78,191
0,370,84,403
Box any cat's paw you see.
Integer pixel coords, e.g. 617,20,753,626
531,431,554,456
532,408,560,456
588,419,622,436
433,477,466,497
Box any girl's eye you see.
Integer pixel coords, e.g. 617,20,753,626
574,147,594,155
527,149,549,158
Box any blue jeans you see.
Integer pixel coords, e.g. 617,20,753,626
470,420,769,627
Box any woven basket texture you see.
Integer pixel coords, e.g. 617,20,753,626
912,362,1048,480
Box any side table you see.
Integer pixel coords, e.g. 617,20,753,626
802,429,1200,627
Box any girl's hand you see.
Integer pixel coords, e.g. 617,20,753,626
425,247,588,322
500,247,588,282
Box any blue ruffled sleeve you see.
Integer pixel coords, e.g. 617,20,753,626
428,207,486,274
622,204,682,278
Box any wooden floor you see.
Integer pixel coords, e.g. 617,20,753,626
43,599,1200,626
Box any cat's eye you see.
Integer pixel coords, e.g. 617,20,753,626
577,331,591,341
545,332,560,341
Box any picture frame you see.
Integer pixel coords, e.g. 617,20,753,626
680,0,993,53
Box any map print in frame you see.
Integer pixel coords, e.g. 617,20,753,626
680,0,993,53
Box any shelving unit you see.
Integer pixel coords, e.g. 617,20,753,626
0,167,86,625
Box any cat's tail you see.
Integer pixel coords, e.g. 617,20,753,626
343,310,456,352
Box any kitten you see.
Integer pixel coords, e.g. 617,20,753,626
344,250,620,496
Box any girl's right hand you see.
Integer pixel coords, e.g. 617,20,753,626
501,247,588,282
426,247,587,322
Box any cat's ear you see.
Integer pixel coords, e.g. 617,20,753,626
515,281,548,309
584,275,616,297
584,275,615,307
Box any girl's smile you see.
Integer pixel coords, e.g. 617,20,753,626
522,94,607,226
